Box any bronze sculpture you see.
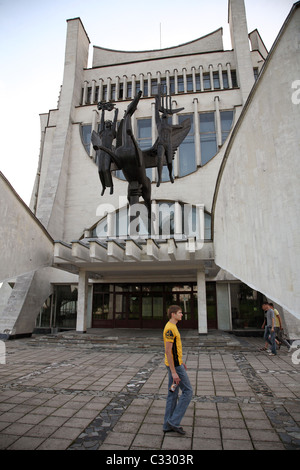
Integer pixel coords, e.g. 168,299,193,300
91,88,191,218
95,102,118,195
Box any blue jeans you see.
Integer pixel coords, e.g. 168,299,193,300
265,326,277,355
163,364,193,430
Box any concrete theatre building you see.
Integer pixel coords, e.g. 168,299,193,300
1,0,299,338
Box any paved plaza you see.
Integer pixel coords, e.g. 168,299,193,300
0,330,299,451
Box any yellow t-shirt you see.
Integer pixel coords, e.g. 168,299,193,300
274,309,280,328
163,321,182,367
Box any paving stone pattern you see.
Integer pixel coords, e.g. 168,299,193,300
0,333,299,450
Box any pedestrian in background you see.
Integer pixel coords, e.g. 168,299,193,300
262,302,277,356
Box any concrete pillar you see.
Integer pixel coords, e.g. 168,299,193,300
76,270,89,333
166,70,170,95
82,80,89,105
91,79,96,103
228,0,255,104
214,96,222,147
147,72,151,97
174,202,182,239
226,63,233,89
218,64,224,90
139,73,144,96
98,78,104,101
131,74,136,98
123,75,127,100
197,269,207,334
199,66,204,92
209,65,214,91
183,68,187,93
174,69,178,94
193,98,201,166
90,109,99,159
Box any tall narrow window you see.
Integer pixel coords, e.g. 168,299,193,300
127,82,132,99
169,77,175,94
213,72,220,89
111,84,116,101
220,111,234,143
203,73,211,90
178,114,196,177
137,119,152,180
199,113,217,165
231,70,238,87
160,78,167,94
187,75,193,92
177,76,184,93
81,125,92,154
103,85,107,102
151,79,158,95
222,71,229,89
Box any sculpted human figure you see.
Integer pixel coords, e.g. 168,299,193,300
94,102,118,195
154,88,190,187
92,92,152,217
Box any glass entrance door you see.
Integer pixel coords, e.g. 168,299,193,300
92,282,200,329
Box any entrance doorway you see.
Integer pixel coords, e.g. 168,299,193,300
92,282,200,329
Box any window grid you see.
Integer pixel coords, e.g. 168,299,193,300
81,68,238,105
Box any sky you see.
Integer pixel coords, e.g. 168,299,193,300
0,0,295,205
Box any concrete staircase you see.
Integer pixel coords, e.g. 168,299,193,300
28,328,251,352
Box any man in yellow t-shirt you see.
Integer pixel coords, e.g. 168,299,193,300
163,305,193,435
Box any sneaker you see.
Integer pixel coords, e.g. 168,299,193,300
167,421,186,435
268,353,276,356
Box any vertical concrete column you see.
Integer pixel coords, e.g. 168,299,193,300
197,203,205,245
192,67,196,92
228,0,255,104
123,75,127,100
156,70,161,86
209,65,214,91
115,76,120,101
214,96,222,147
151,200,159,238
139,73,144,96
218,64,224,90
174,202,182,239
199,66,204,92
131,74,136,98
91,79,96,103
174,69,178,94
166,70,170,95
147,72,151,97
76,270,89,333
197,269,207,334
98,78,104,101
183,68,187,93
193,98,201,166
90,109,99,158
107,211,116,237
226,63,233,88
107,77,112,101
82,80,89,105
